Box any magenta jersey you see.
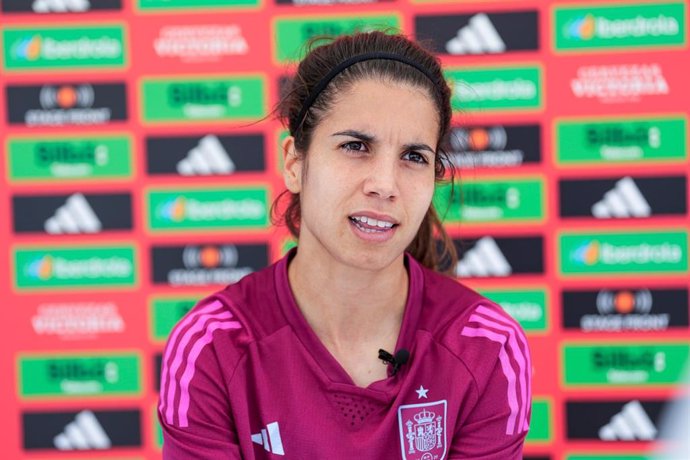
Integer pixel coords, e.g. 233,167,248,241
158,251,531,459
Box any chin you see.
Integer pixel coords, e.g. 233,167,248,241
342,248,405,273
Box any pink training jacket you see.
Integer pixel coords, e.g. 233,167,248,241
159,251,531,459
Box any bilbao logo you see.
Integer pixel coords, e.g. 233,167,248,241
1,0,122,13
561,288,689,332
559,175,687,218
448,124,541,169
566,399,666,441
12,192,133,234
22,409,141,450
140,76,265,123
415,10,539,55
19,353,141,397
32,301,126,339
6,82,127,127
563,341,690,386
454,235,544,278
435,177,544,224
7,135,133,182
554,2,686,52
146,133,265,176
150,243,269,286
555,116,687,165
272,14,400,63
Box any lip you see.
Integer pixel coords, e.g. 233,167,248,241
348,211,399,243
348,211,399,225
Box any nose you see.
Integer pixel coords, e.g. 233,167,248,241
362,154,399,200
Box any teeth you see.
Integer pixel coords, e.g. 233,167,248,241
351,215,394,229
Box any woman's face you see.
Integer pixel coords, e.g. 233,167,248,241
284,78,440,272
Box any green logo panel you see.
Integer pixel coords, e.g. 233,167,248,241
150,296,200,342
554,2,686,51
274,15,400,63
434,178,544,223
446,66,542,112
3,25,126,70
556,116,687,165
138,0,258,9
14,246,137,290
154,405,163,449
525,399,552,443
563,343,689,386
7,135,133,182
19,353,141,397
480,289,548,332
560,230,688,275
566,456,648,460
147,187,269,231
141,76,265,123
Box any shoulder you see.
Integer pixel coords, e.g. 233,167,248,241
162,259,287,371
417,265,530,383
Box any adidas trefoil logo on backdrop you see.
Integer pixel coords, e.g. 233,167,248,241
592,177,651,218
53,410,111,450
177,134,236,176
456,236,512,277
44,193,102,234
446,13,506,55
32,0,91,13
599,400,657,441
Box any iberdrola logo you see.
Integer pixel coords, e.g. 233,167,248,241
12,35,42,61
572,240,600,265
565,15,596,40
158,197,186,222
25,255,54,280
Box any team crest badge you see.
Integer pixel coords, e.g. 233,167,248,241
397,400,447,460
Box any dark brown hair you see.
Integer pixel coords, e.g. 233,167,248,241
273,31,457,274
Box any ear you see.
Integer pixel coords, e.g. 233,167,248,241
282,135,303,194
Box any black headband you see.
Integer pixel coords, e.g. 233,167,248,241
292,51,438,136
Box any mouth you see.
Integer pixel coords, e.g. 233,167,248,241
348,215,398,233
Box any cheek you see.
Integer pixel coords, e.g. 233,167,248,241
412,177,436,208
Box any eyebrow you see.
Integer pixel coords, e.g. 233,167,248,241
332,130,435,154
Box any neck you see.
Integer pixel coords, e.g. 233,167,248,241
287,248,408,348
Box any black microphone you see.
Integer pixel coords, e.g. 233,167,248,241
378,348,410,376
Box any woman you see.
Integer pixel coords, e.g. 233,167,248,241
158,31,531,459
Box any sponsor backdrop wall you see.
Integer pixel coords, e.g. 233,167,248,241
1,0,688,458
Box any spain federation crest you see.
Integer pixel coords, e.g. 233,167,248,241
397,400,447,460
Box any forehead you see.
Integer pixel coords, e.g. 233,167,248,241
317,78,440,142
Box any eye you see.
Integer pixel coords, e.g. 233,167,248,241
341,141,368,153
402,151,430,165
